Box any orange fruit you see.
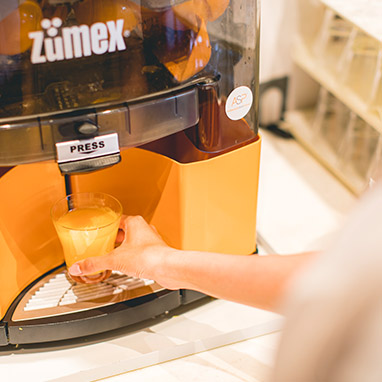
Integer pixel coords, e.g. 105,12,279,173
74,0,140,33
173,0,230,30
41,2,69,21
205,0,230,21
0,1,43,56
164,20,211,82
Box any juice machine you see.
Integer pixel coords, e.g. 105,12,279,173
0,0,261,346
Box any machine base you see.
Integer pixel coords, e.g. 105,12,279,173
0,266,206,346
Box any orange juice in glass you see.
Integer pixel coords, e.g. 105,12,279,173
51,192,122,284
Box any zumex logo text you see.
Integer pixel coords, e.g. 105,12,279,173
28,17,128,64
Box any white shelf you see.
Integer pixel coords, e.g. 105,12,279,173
285,108,368,195
321,0,382,43
292,38,382,134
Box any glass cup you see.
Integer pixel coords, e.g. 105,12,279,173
51,192,122,284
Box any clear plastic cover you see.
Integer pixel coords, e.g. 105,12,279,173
0,0,260,165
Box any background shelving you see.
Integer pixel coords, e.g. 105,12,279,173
286,0,382,195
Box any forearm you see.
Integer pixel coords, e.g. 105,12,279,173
157,250,316,312
69,215,317,312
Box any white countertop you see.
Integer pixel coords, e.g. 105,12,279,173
257,129,355,255
0,130,357,382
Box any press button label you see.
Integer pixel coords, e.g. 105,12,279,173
56,133,120,163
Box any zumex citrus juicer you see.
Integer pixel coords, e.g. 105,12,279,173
0,0,261,346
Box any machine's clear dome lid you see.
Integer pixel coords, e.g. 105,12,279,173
0,0,259,123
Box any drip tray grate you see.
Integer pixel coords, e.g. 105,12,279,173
12,267,163,322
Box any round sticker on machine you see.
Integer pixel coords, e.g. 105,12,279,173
225,86,253,121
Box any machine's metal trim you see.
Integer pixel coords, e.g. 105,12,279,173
58,153,122,174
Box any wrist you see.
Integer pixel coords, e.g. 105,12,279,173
149,245,185,290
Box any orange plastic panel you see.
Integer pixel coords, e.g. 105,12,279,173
71,135,261,255
0,163,66,320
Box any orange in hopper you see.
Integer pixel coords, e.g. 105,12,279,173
162,0,229,81
39,0,69,21
173,0,229,30
0,0,43,56
164,20,211,82
74,0,140,32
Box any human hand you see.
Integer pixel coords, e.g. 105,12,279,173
68,215,173,285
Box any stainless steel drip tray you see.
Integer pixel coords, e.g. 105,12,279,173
12,267,164,322
3,266,181,346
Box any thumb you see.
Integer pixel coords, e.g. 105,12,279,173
68,252,118,277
